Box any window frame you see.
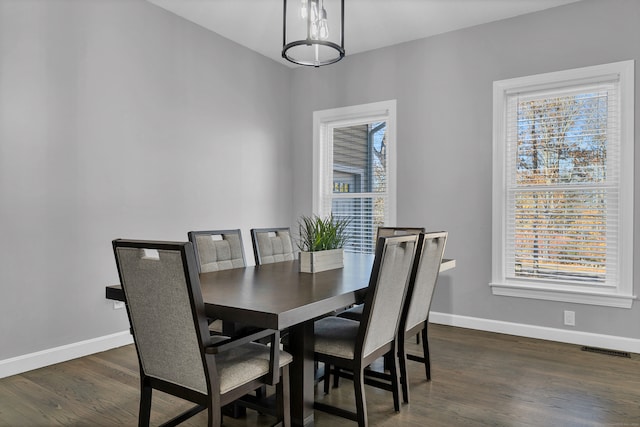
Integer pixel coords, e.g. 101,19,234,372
312,100,397,248
491,61,635,308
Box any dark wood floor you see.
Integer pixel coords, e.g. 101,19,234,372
1,324,638,426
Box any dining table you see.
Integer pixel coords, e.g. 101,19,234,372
106,253,456,426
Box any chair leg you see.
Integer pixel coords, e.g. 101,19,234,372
323,364,331,394
383,352,392,371
205,391,223,427
353,368,368,427
138,380,152,427
388,345,401,412
398,340,410,404
255,385,267,415
256,385,267,399
422,327,431,381
206,403,222,427
333,366,340,389
276,366,291,427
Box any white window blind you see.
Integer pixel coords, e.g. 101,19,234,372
492,61,634,308
505,82,619,286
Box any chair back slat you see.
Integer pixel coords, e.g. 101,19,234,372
359,235,418,358
113,240,209,394
404,232,448,332
188,229,245,273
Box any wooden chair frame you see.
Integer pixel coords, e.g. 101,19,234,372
112,239,290,427
314,235,418,426
330,232,448,404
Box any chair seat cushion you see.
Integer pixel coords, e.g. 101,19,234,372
314,316,360,360
337,304,363,321
211,336,293,394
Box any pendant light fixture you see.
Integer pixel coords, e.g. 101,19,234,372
282,0,345,67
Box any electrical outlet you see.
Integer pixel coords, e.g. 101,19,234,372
113,301,125,310
564,310,575,326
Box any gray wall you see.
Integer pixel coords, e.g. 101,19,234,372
290,0,640,340
0,0,292,360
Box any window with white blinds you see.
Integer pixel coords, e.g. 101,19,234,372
313,101,397,254
491,62,634,308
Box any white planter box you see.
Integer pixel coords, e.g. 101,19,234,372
299,248,344,273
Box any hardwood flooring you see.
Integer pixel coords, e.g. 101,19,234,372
1,324,638,426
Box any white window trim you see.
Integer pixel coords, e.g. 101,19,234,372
491,61,635,308
312,100,397,224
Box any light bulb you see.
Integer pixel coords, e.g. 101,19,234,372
318,7,329,39
310,19,319,40
300,0,307,20
310,0,319,22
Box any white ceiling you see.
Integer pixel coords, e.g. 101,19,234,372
146,0,582,67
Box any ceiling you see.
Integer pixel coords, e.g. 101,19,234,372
146,0,582,67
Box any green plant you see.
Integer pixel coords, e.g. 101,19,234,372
297,214,350,252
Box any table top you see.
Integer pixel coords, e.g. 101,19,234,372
199,253,375,330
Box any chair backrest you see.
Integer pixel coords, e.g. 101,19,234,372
376,227,425,240
403,232,448,333
358,234,418,358
250,227,295,265
112,239,210,394
188,229,246,273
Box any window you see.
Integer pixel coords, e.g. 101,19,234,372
313,100,397,253
491,61,634,308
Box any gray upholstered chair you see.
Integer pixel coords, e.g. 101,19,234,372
332,232,448,404
250,227,295,265
187,229,246,334
188,229,246,273
396,231,447,401
112,239,292,427
313,234,418,426
338,226,425,321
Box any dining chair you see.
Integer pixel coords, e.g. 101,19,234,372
313,234,418,427
338,226,425,325
396,231,447,401
331,232,448,404
188,229,270,401
187,229,246,273
112,239,292,427
250,227,295,265
187,229,246,335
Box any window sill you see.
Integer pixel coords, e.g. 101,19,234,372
489,282,635,309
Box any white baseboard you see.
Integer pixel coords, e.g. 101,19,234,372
430,311,640,354
0,331,133,379
3,313,639,379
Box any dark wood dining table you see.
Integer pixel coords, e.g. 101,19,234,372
106,253,456,426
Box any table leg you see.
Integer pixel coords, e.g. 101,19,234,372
289,321,315,427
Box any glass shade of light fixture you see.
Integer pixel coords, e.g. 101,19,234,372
282,0,345,67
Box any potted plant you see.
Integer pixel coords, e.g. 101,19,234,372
297,214,350,273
